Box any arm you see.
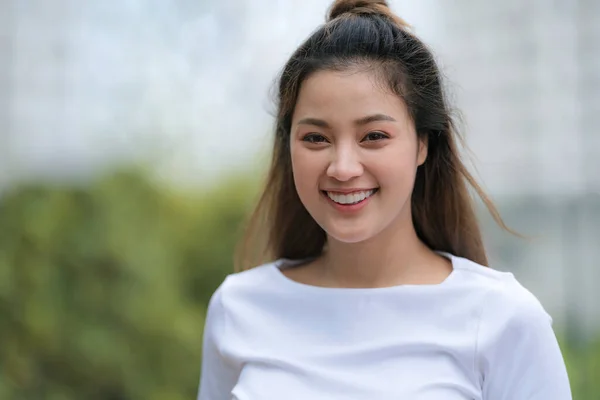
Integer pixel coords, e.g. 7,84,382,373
197,282,239,400
477,282,572,400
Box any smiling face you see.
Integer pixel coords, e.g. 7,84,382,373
290,68,427,244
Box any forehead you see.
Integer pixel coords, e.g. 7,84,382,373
292,69,409,121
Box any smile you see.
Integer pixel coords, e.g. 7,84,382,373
323,189,378,205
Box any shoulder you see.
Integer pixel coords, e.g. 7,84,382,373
450,256,554,359
450,255,551,332
450,255,517,289
207,259,286,311
452,255,548,315
459,259,571,397
219,260,282,294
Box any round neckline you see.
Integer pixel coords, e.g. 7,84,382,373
270,252,459,294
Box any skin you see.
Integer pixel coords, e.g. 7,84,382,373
286,68,451,289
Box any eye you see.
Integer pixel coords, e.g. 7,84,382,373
302,133,328,144
362,131,389,142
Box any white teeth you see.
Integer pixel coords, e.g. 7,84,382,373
326,190,376,205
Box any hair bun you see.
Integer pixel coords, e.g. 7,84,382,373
327,0,390,21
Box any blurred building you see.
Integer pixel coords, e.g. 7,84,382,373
0,0,15,188
436,0,600,338
2,0,83,183
438,1,599,198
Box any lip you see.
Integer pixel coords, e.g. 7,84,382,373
320,189,378,213
321,188,378,194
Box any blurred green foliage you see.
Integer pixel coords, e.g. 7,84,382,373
0,168,255,400
0,168,598,399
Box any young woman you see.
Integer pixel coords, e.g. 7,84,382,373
198,1,572,399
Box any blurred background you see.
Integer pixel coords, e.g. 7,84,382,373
1,0,598,399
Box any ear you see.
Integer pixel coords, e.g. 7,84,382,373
417,134,428,166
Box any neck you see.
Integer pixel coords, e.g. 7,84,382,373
320,214,446,288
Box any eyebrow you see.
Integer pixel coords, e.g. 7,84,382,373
296,113,396,128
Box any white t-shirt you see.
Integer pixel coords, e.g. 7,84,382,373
197,254,572,400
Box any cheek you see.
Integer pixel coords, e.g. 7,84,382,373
368,151,420,192
291,147,321,194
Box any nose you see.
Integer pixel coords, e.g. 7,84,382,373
326,144,364,181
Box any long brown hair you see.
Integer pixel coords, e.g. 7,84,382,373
235,0,511,271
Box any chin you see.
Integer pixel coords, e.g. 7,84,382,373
325,226,378,245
